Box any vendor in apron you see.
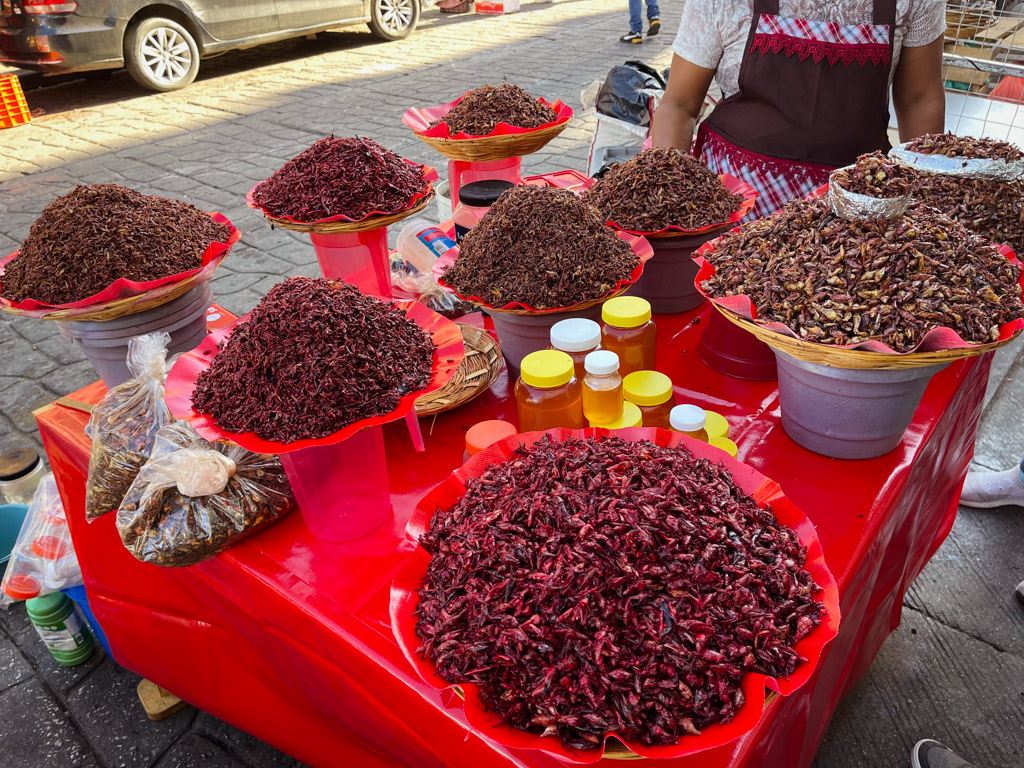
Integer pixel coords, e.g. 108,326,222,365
652,0,946,218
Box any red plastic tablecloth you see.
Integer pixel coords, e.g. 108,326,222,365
37,305,990,768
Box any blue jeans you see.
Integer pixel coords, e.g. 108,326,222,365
629,0,658,33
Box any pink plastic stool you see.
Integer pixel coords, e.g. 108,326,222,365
309,228,392,298
278,425,392,541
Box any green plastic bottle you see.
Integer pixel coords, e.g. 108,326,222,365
26,593,95,667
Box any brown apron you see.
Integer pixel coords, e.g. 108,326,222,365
696,0,898,216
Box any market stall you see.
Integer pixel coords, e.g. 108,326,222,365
35,302,990,767
6,116,1022,767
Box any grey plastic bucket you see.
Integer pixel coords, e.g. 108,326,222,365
486,304,603,375
775,350,948,460
57,283,213,388
627,231,719,314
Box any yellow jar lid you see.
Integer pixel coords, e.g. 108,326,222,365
622,370,673,406
589,401,643,429
602,296,652,328
710,437,738,458
520,349,574,389
704,411,729,441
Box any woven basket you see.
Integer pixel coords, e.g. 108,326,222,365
713,303,1019,370
414,324,503,416
413,121,570,163
259,191,434,234
6,275,200,323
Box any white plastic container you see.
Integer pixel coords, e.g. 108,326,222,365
395,218,457,274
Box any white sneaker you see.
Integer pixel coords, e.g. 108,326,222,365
959,465,1024,509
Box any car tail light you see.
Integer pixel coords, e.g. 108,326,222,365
22,0,78,13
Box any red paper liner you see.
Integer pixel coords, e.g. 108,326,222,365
402,95,573,140
246,162,438,227
432,231,654,314
604,175,759,236
0,213,239,317
164,300,465,454
390,427,841,763
694,236,1024,355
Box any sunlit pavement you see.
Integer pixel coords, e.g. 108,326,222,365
0,3,1022,766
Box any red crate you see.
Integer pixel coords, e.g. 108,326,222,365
0,74,31,129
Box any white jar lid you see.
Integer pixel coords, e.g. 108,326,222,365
550,318,601,353
670,404,706,432
584,350,620,375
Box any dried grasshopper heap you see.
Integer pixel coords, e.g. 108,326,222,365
417,435,823,750
431,84,556,136
584,148,743,231
443,185,638,309
909,173,1024,253
702,198,1024,351
905,132,1024,162
831,151,913,199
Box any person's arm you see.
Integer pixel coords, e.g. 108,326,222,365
892,37,945,142
652,55,718,151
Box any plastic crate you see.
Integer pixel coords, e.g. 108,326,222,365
0,74,31,129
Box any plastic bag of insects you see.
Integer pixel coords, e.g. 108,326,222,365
116,422,294,567
85,333,174,520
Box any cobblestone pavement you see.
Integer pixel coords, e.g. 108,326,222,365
1,2,1023,766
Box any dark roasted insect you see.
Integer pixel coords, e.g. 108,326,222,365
701,198,1023,351
431,84,556,136
584,148,743,231
443,185,637,309
2,184,229,305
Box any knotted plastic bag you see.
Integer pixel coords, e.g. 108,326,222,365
85,333,173,520
391,255,475,318
116,422,294,567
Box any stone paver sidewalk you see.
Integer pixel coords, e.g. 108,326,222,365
1,3,1022,766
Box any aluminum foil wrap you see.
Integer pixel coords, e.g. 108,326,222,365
889,142,1024,182
828,172,909,221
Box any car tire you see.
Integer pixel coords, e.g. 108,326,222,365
368,0,419,41
125,17,199,92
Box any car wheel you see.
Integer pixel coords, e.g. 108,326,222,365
368,0,419,41
125,17,199,92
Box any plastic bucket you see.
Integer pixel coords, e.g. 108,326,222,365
775,350,948,460
277,425,392,542
698,309,778,381
58,283,213,388
486,305,603,375
627,231,720,314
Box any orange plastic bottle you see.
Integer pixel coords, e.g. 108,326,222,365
514,350,586,432
622,371,674,429
601,297,656,377
669,404,709,442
